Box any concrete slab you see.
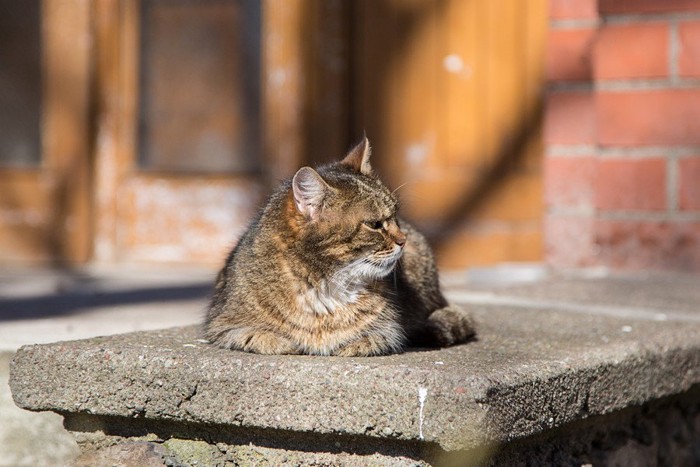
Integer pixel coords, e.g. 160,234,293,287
452,272,700,315
10,273,700,453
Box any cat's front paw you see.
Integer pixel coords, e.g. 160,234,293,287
243,331,302,355
332,333,403,357
421,305,477,347
213,328,302,355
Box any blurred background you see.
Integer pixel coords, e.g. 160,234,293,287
1,0,546,271
1,0,698,273
1,1,700,463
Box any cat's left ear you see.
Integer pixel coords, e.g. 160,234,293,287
292,167,332,220
341,135,373,176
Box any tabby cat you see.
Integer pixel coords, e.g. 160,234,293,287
204,137,476,356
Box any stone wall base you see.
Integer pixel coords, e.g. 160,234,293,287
68,385,700,466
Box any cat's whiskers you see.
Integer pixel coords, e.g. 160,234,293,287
391,181,411,196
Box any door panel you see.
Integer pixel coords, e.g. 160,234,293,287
116,175,262,263
0,0,42,168
138,0,260,173
0,0,47,262
0,171,53,262
93,0,264,265
0,0,91,263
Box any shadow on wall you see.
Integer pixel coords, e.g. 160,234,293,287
300,0,544,251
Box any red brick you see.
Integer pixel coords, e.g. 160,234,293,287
679,157,700,210
597,90,700,146
544,215,597,267
545,91,596,144
595,158,666,210
599,0,700,14
679,21,700,78
594,220,700,272
594,23,669,80
544,156,597,209
546,28,596,82
549,0,598,20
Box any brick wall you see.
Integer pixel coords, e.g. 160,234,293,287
545,0,700,271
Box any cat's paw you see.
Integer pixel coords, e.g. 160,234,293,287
243,331,302,355
423,305,477,347
332,333,403,357
214,328,301,355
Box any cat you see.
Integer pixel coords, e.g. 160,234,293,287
203,137,476,356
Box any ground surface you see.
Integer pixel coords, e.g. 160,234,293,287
4,265,699,465
0,266,209,466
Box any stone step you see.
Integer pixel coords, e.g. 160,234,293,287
9,274,700,465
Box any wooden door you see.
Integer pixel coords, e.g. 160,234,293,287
354,0,547,269
92,0,354,266
0,0,91,264
0,0,547,269
93,0,266,265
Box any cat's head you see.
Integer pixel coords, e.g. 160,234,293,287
290,137,406,280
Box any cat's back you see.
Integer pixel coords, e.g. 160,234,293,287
208,185,293,316
226,183,292,265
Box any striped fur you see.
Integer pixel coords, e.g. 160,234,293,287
203,138,476,356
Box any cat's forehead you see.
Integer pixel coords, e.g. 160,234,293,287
326,170,398,216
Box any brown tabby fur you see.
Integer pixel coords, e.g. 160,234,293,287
203,137,476,356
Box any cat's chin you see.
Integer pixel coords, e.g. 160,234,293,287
362,256,401,280
360,265,394,281
336,257,397,283
376,249,404,277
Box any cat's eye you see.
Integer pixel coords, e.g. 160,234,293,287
364,220,384,230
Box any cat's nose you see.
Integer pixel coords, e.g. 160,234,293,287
387,220,406,247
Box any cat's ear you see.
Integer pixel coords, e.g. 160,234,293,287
341,135,373,176
292,167,332,220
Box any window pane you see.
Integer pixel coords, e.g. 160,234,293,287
0,0,42,167
138,0,260,173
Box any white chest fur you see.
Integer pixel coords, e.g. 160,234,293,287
297,279,363,315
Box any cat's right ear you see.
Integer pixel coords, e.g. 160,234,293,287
292,167,332,220
341,135,373,176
